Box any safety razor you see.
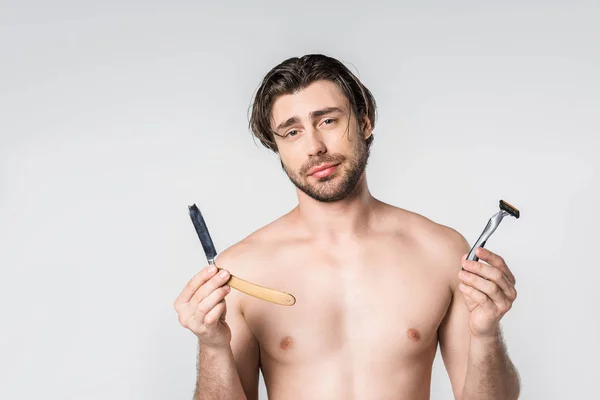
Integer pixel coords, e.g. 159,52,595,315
467,199,520,262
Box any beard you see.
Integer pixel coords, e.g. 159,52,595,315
280,130,371,203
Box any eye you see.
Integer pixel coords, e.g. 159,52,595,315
322,118,336,125
285,130,298,138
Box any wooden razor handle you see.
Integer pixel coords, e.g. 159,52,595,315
219,268,296,306
189,204,295,306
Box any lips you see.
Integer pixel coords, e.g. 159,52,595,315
307,163,339,176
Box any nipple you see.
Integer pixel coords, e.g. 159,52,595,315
279,335,295,350
407,328,421,341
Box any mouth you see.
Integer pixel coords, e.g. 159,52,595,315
307,163,340,178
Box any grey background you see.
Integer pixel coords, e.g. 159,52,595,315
1,1,598,399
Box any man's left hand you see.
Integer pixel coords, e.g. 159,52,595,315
458,247,517,338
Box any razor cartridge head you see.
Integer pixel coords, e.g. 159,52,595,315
499,200,520,219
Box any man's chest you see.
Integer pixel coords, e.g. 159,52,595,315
242,251,453,367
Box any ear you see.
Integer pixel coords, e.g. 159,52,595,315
360,114,373,140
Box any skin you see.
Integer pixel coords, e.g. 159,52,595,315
175,80,521,399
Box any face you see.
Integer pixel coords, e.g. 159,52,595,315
270,80,372,202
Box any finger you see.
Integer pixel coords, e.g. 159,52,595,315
190,268,231,305
460,289,476,305
461,259,515,300
475,248,516,284
203,299,227,325
174,265,218,306
195,284,231,323
459,271,512,311
458,283,496,313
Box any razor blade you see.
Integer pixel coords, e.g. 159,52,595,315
188,204,217,265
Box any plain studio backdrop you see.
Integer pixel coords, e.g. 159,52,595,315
1,1,598,399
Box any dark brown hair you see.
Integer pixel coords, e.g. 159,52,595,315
248,54,377,153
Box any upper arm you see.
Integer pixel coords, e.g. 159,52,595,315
216,249,260,400
227,293,260,400
437,230,472,399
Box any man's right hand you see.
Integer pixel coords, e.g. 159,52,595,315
174,265,233,349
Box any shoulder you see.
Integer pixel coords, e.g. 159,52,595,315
413,211,470,257
383,202,468,245
212,211,296,275
211,215,292,311
383,202,470,282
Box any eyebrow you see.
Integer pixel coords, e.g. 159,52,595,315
275,106,345,133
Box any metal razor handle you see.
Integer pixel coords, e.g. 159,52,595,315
467,212,504,261
467,234,489,261
466,200,520,263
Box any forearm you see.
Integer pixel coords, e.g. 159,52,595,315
462,328,520,400
194,343,247,400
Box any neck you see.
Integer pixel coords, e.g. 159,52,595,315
293,174,378,242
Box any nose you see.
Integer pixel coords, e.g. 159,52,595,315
305,128,327,157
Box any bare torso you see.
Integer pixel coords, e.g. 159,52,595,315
224,201,462,400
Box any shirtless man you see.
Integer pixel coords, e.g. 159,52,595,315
174,54,521,400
